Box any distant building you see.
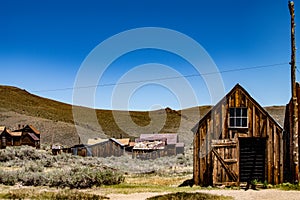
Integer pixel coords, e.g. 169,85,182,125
132,133,185,159
0,125,40,149
70,138,131,157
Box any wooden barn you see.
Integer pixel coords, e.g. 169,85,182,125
71,138,127,157
192,84,284,186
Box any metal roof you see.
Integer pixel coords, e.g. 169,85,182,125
27,132,40,141
87,138,108,145
117,138,130,146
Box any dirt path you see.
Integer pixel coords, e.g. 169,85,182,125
107,189,300,200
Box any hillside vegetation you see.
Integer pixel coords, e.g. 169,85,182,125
0,85,284,147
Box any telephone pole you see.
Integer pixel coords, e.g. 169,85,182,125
289,0,299,183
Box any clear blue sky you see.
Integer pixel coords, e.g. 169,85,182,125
0,0,299,110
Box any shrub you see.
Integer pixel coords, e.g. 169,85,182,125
0,147,15,162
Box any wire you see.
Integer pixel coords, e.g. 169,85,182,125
32,62,289,93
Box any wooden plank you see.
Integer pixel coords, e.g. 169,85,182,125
280,129,284,183
252,105,256,138
212,148,238,181
273,124,278,184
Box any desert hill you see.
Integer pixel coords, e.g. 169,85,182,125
0,85,285,147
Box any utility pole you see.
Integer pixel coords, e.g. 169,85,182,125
289,0,299,183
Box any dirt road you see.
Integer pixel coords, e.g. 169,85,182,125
107,189,300,200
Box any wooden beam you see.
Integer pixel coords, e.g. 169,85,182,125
289,0,299,183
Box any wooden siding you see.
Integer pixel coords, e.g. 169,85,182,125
283,83,300,183
193,84,283,186
71,139,125,157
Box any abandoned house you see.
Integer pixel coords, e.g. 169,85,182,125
70,138,130,157
0,125,40,149
192,84,284,186
132,133,185,159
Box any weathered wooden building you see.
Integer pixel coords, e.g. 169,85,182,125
192,84,283,186
284,82,300,183
0,125,40,149
71,138,127,157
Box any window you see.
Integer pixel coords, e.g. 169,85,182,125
229,107,248,128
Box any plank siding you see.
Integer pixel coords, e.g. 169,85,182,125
193,84,283,186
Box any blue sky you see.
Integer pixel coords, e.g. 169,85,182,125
0,0,299,110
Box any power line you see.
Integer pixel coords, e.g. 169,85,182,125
32,62,289,93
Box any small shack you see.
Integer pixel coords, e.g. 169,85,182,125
192,84,283,186
71,138,128,157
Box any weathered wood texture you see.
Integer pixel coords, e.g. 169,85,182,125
284,83,300,183
193,84,283,186
71,139,125,157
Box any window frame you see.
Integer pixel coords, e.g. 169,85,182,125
228,107,248,128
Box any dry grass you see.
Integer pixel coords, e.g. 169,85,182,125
124,174,191,186
147,192,233,200
0,85,214,146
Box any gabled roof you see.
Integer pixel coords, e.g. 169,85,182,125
25,125,40,134
192,84,283,133
13,125,40,134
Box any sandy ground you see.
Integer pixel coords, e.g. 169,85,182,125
107,189,300,200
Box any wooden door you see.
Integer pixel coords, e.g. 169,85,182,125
239,138,266,182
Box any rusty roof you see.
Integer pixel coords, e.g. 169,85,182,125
87,138,108,145
26,125,40,134
28,132,40,141
117,138,130,146
10,131,22,137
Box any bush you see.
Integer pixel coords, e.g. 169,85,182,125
0,147,15,162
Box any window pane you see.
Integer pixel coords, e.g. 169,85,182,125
236,118,241,127
242,108,247,117
229,108,235,117
230,118,235,127
242,118,247,127
236,108,242,117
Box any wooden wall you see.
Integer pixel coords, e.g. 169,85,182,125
193,85,283,186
